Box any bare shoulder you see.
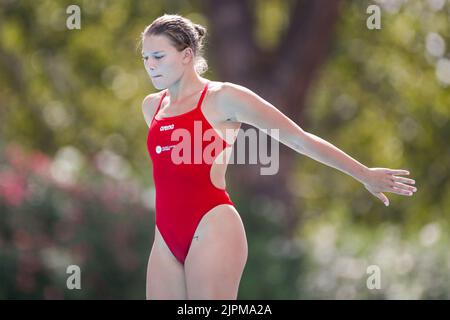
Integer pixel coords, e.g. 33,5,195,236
141,91,165,127
210,81,242,101
208,81,245,122
212,81,282,126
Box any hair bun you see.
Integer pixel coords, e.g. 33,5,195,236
194,24,206,39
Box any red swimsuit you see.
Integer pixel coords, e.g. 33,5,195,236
146,81,234,265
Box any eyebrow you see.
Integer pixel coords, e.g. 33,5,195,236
142,51,165,55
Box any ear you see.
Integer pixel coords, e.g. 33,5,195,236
182,47,194,63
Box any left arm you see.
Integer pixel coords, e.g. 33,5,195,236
218,82,369,182
218,82,417,206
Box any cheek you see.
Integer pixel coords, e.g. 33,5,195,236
167,56,184,69
164,59,176,71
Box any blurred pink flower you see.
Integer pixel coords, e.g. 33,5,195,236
28,151,51,177
0,170,26,207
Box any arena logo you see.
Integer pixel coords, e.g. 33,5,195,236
160,124,175,131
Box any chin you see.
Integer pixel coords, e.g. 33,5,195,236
151,81,164,90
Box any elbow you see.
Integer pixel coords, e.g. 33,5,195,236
294,131,313,155
288,133,308,155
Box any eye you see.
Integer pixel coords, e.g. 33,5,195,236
142,55,164,61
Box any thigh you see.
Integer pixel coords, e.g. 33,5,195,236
146,226,187,300
184,204,248,300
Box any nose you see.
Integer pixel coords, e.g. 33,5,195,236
148,61,155,70
143,59,155,70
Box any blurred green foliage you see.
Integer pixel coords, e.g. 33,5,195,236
298,0,450,298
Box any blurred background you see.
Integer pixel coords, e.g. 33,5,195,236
0,0,449,299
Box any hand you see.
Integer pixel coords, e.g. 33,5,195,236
362,168,417,207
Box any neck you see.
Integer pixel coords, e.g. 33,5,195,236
167,69,207,103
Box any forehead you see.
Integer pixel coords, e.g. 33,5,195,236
142,34,172,53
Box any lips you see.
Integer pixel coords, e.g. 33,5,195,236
152,75,162,78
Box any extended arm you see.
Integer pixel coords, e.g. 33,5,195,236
218,82,417,206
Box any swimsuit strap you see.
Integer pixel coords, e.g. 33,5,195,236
196,81,231,147
151,81,209,123
195,81,210,111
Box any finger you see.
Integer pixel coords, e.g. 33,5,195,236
377,192,389,206
388,169,410,175
392,181,417,193
391,186,414,196
392,176,415,185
